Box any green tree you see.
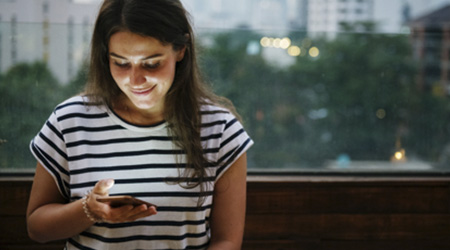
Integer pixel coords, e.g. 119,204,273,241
200,31,298,168
407,93,450,163
0,61,63,169
63,61,89,97
199,24,441,169
288,23,421,165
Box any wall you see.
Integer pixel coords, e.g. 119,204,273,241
1,176,450,249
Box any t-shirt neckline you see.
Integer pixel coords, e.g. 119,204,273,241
106,105,168,132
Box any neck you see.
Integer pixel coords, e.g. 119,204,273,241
113,97,164,126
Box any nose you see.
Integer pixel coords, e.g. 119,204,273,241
130,66,146,86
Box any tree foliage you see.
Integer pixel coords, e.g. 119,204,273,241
200,28,449,169
0,61,87,169
2,27,450,170
0,62,62,168
293,31,418,163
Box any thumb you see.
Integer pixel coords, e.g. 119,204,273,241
92,179,114,196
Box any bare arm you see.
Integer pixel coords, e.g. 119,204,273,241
26,162,157,243
208,153,247,250
26,162,93,243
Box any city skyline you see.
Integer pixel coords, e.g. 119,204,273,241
1,0,450,83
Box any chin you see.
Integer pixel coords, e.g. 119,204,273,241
132,101,158,110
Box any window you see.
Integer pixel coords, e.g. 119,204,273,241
1,0,450,175
10,15,17,64
42,2,49,14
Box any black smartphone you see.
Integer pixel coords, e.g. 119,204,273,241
97,195,157,208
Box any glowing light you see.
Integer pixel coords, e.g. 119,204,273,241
394,151,403,160
376,109,386,119
309,47,320,57
288,46,301,56
391,148,407,162
273,38,281,48
280,37,291,49
260,37,271,47
260,36,292,50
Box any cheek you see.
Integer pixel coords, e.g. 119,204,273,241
110,67,126,84
161,61,177,82
147,64,176,85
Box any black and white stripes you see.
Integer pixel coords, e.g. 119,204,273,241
30,95,253,250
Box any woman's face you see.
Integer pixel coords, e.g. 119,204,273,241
108,31,185,118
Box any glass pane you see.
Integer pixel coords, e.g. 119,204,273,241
0,21,89,171
1,0,450,174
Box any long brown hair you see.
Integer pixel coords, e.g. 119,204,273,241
85,0,238,201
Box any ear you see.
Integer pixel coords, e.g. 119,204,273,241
176,46,187,62
176,33,189,62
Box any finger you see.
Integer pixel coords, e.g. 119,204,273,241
148,206,157,214
126,206,158,221
134,204,157,215
101,205,134,222
102,204,157,223
92,179,114,195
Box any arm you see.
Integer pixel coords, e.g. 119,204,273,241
26,162,157,243
208,153,247,250
26,162,93,243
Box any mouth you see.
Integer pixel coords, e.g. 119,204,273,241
130,85,156,96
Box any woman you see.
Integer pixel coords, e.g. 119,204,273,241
26,0,253,249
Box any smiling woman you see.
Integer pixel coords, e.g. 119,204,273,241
25,0,252,249
108,31,185,125
2,0,450,249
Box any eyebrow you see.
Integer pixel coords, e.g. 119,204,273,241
109,52,163,60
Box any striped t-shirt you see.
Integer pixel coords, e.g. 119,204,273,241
30,95,253,250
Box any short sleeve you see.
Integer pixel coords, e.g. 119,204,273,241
214,112,254,180
30,110,70,199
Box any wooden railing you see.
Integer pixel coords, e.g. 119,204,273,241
2,175,450,249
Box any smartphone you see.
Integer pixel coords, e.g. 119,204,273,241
97,195,157,208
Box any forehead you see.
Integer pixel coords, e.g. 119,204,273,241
108,31,172,56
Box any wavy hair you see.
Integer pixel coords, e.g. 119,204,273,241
85,0,238,203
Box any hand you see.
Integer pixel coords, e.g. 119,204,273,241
86,179,157,223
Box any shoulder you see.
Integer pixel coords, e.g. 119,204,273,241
200,103,236,124
200,103,253,178
52,95,107,118
199,103,244,140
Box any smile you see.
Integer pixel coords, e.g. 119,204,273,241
130,85,156,95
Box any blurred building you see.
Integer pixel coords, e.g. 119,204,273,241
307,0,450,35
409,5,450,95
0,0,101,83
307,0,375,37
182,0,308,33
1,0,450,83
0,0,310,83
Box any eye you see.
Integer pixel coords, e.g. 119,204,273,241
113,61,130,68
143,62,160,69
